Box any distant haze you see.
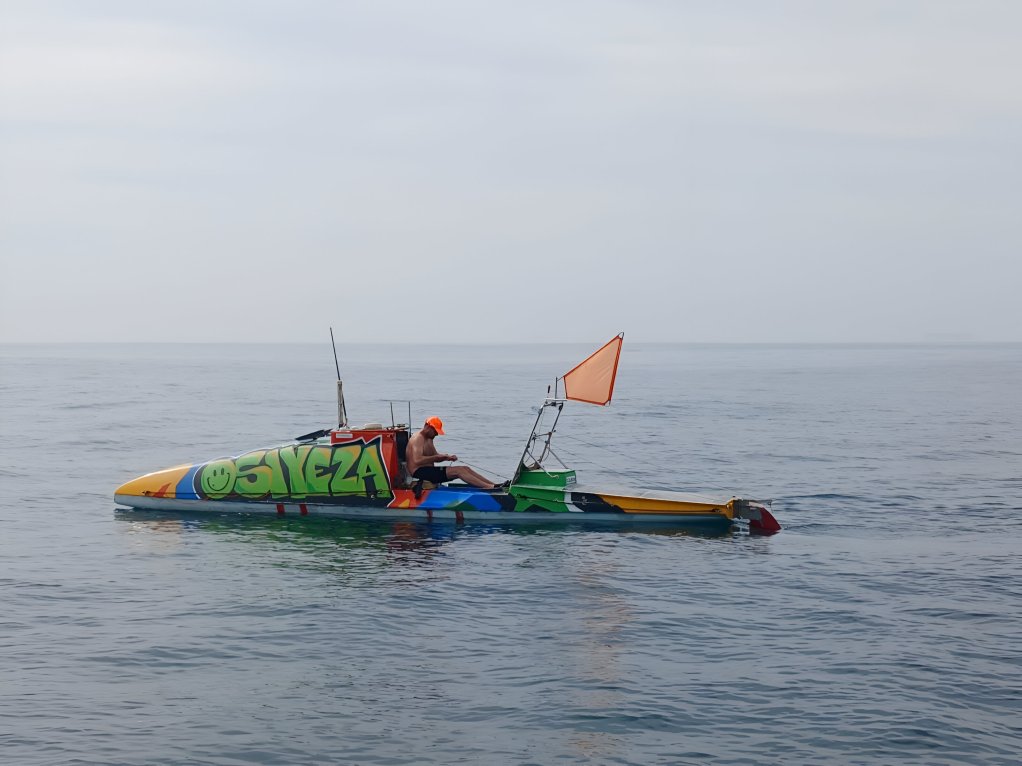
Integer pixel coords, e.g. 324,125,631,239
1,1,1020,343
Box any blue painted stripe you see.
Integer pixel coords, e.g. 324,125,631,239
418,487,503,511
175,464,201,500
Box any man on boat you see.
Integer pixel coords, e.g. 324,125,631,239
406,416,503,490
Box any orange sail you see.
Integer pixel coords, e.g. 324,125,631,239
561,333,624,405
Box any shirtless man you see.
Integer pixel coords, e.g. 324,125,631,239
405,416,502,490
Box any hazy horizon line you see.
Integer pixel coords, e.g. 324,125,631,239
2,340,1019,347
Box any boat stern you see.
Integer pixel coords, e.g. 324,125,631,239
732,499,782,534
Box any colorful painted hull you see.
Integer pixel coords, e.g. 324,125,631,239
113,430,780,532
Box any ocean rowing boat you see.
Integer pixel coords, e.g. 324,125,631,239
114,334,781,534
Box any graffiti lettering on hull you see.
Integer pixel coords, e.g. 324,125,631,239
196,438,392,501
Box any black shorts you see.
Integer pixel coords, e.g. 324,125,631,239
412,466,448,483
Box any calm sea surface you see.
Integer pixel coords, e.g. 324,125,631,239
1,343,1020,765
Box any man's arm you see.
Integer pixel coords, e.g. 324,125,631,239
420,453,453,464
406,439,452,471
422,439,453,463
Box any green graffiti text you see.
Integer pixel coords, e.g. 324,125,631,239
196,438,392,501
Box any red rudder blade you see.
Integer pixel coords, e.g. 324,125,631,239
749,505,782,535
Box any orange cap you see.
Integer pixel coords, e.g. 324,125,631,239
425,416,445,435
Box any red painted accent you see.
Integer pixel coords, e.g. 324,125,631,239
153,482,171,498
276,503,285,515
389,488,427,509
299,503,308,516
329,429,401,494
455,510,464,524
750,506,782,535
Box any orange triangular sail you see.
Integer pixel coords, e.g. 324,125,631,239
561,334,624,405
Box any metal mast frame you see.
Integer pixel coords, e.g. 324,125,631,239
512,378,570,484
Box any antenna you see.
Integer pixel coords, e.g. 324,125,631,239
330,327,341,380
330,327,348,428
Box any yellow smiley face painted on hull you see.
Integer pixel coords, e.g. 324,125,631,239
200,460,237,499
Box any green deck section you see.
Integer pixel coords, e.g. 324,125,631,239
509,469,576,513
512,469,576,488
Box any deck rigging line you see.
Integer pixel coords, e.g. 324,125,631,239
550,443,619,475
456,461,511,482
558,432,633,461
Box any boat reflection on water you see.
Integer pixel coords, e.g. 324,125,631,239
113,512,735,555
114,509,456,568
114,508,736,566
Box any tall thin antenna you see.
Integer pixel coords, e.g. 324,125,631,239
330,327,341,380
330,327,348,428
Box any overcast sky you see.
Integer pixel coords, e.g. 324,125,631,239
1,0,1019,343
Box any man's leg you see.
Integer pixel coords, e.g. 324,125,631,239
447,465,497,489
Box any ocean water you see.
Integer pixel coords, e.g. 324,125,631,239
1,342,1020,765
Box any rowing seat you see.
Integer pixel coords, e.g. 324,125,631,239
394,428,437,494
